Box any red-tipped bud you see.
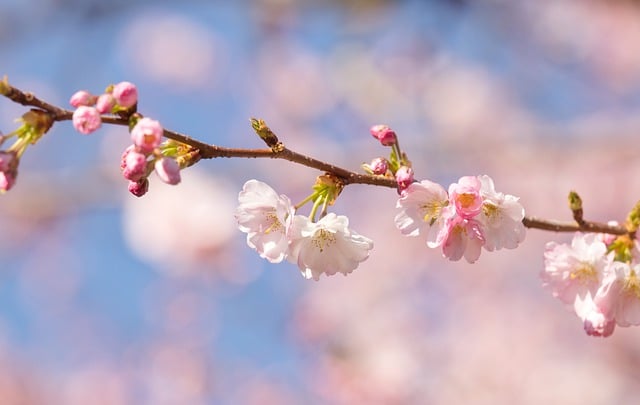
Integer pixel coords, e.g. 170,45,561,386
370,124,397,146
128,178,149,197
395,165,414,192
122,148,148,182
369,157,388,175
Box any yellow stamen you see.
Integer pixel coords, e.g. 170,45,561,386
263,212,282,234
623,270,640,299
421,201,444,225
569,263,597,283
312,229,336,253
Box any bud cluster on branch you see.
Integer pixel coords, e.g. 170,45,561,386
1,76,638,337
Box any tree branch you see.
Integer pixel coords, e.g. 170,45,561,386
0,80,631,237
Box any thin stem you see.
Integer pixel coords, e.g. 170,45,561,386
0,80,632,237
522,216,629,235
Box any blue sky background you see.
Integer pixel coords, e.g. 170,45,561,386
2,0,640,403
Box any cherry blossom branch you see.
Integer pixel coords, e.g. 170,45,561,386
522,216,628,235
0,79,632,237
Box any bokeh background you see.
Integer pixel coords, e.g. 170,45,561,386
2,0,640,403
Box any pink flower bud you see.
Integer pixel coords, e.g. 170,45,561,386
69,90,95,108
154,157,181,185
0,151,16,173
72,106,102,135
112,81,138,108
128,178,149,197
370,124,397,146
120,145,135,171
369,157,388,175
395,165,414,192
0,171,16,192
131,117,163,153
122,149,148,182
95,93,116,114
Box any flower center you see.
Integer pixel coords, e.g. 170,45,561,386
569,262,597,283
458,193,477,208
312,228,336,252
263,212,283,234
143,133,156,146
482,202,499,219
421,201,445,225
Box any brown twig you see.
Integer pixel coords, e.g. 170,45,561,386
0,80,632,237
522,216,628,235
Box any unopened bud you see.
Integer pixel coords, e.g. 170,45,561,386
128,178,149,197
69,90,95,108
395,165,414,192
155,157,181,185
72,106,101,135
112,81,138,108
370,124,397,146
95,93,116,114
369,157,388,175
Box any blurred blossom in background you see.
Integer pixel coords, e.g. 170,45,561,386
2,0,640,403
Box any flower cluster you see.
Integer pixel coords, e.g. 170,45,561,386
542,232,640,337
120,118,184,197
395,175,526,263
70,81,138,135
235,180,374,280
68,83,197,197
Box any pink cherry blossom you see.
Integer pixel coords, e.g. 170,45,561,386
440,212,485,263
95,93,116,114
112,81,138,108
369,124,397,146
574,292,616,337
476,174,526,251
235,180,295,263
69,90,94,107
541,233,609,306
395,180,450,247
72,106,102,135
287,213,373,281
449,175,483,219
603,262,640,327
131,117,163,153
154,157,181,185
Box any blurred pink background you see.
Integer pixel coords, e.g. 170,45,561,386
1,0,640,403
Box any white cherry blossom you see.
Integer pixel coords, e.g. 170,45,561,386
235,180,294,263
288,213,373,281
